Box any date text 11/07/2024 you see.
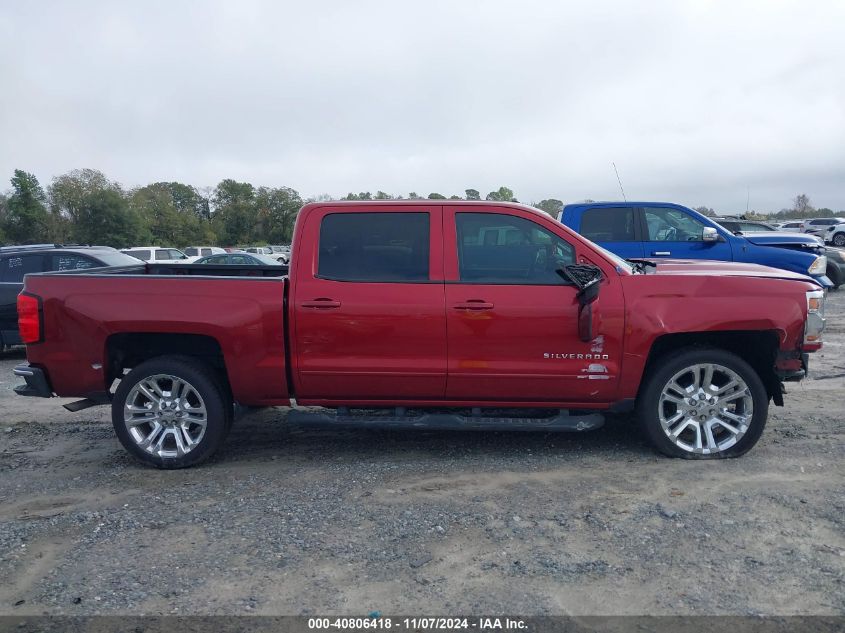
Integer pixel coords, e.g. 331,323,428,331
307,617,527,630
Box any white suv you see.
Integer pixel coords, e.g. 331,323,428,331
825,224,845,247
120,247,190,263
803,218,845,238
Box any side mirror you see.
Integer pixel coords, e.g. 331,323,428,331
557,264,602,342
702,227,718,242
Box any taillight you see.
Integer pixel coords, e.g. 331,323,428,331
17,293,43,344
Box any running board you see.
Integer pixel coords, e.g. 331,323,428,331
287,408,604,432
63,396,110,412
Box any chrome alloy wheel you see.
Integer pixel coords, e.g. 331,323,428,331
123,374,208,458
657,363,753,455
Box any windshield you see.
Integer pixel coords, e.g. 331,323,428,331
92,252,148,267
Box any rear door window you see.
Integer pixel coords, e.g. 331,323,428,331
318,212,430,282
1,254,45,282
580,207,637,242
201,248,212,256
49,253,99,271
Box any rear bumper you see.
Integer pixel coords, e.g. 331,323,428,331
13,364,53,398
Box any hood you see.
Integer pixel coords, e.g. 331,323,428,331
645,259,816,283
739,231,822,249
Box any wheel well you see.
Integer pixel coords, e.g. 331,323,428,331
643,330,783,405
106,333,230,396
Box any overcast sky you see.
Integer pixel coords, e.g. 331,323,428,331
1,1,843,212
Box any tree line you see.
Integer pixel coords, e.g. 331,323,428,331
0,169,840,248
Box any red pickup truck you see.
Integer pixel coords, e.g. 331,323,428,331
14,201,825,468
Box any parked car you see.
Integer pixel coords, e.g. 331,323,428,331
713,218,843,289
803,218,845,238
183,246,227,260
1,244,140,348
824,223,845,247
558,202,831,287
121,247,190,263
15,201,824,468
715,218,780,233
242,246,273,255
268,245,291,264
193,252,285,267
777,221,804,231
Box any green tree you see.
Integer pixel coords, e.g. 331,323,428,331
465,189,480,201
694,206,716,217
255,186,303,243
130,183,213,247
4,170,50,243
407,192,423,199
427,192,447,200
75,189,147,247
533,199,563,216
486,186,515,202
374,191,394,200
211,179,256,245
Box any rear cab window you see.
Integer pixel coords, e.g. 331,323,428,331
580,207,637,242
318,212,430,282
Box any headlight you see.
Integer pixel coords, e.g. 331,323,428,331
808,255,827,275
805,289,825,344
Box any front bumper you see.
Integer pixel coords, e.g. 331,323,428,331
775,352,810,382
13,364,53,398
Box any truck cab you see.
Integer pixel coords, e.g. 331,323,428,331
558,202,831,287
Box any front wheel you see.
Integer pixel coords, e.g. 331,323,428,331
832,232,845,247
112,356,232,469
637,349,768,459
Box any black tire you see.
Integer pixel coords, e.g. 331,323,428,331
112,355,232,469
636,348,768,459
832,232,845,247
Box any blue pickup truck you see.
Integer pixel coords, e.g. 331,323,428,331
558,201,831,287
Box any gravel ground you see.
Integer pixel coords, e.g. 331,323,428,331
0,293,843,617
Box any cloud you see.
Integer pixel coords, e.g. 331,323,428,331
1,0,843,211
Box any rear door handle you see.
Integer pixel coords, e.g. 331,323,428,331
453,300,494,311
651,251,671,256
301,298,342,309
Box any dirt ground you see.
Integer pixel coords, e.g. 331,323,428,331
0,293,842,617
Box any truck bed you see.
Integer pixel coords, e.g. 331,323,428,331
21,265,290,405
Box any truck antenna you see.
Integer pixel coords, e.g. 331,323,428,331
613,162,627,202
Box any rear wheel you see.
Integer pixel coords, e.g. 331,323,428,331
637,349,768,459
112,356,231,468
833,232,845,247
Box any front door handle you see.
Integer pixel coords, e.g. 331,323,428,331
453,300,494,311
301,298,342,309
651,251,671,256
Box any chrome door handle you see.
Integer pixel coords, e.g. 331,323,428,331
651,251,671,256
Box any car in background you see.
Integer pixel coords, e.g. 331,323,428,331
803,218,845,238
776,221,804,231
183,246,227,260
121,247,190,263
714,218,844,289
193,252,286,267
0,244,142,348
715,218,779,233
824,224,845,248
268,245,291,264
